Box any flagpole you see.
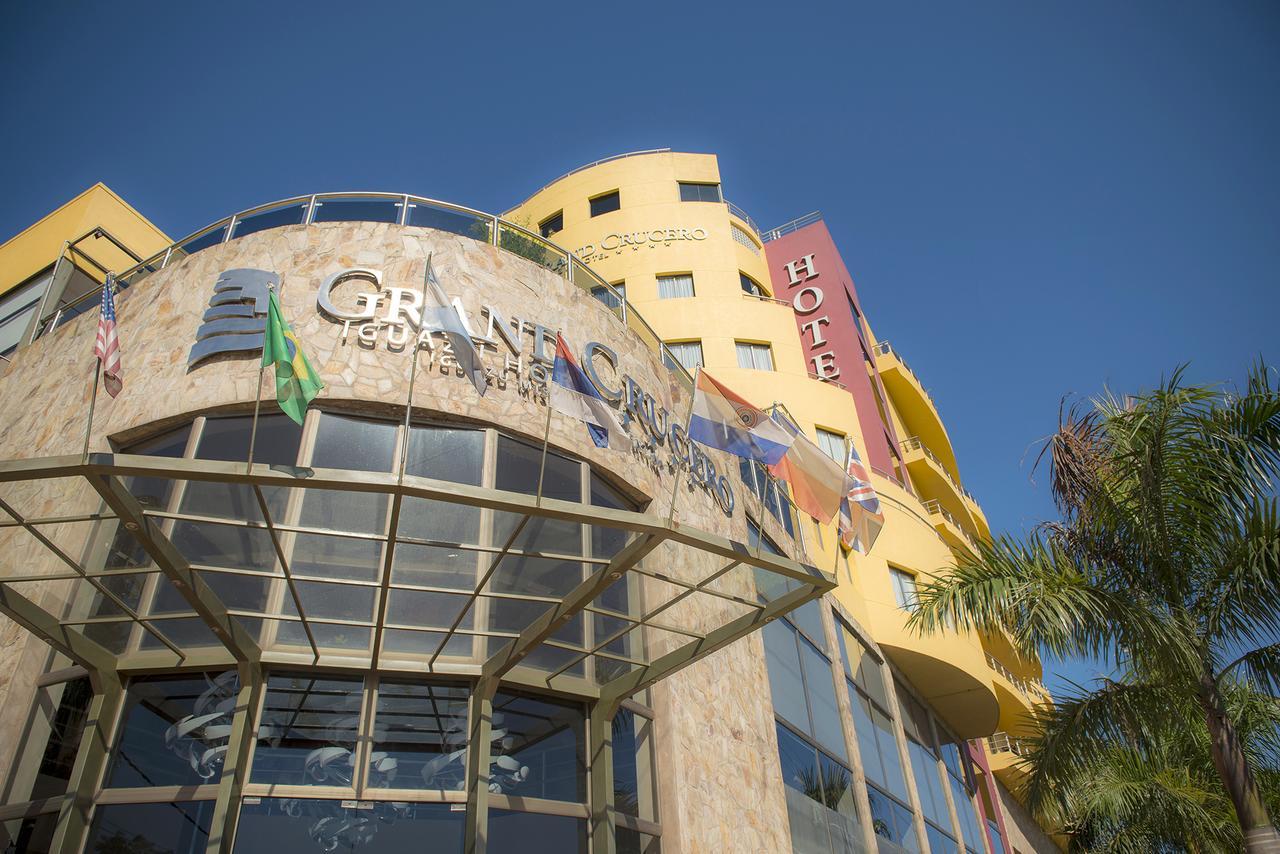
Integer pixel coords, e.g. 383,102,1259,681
80,359,101,464
534,385,554,508
665,366,699,525
245,283,276,476
400,336,422,484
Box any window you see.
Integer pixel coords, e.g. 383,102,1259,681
736,341,774,371
592,281,625,310
890,568,918,610
763,619,847,760
816,429,845,463
775,722,862,854
657,273,695,299
741,462,796,540
739,272,766,297
731,223,761,255
590,190,620,217
939,728,986,853
678,181,721,203
85,802,212,852
539,210,564,238
663,340,703,372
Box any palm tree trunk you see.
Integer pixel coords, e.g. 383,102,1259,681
1199,672,1280,852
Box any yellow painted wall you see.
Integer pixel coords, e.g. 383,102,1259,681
508,150,1042,738
0,183,171,297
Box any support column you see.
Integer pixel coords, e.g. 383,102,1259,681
51,672,125,854
206,663,263,853
465,678,497,854
589,698,619,854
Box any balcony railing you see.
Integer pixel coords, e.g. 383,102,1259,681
762,211,822,242
902,436,982,512
985,652,1049,702
724,200,763,241
21,191,696,396
921,499,981,551
986,731,1029,757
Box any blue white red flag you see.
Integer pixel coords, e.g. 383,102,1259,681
838,441,884,553
94,274,123,398
550,333,631,451
686,370,794,466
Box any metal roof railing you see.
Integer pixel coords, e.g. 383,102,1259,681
26,190,697,395
762,211,823,242
503,149,674,214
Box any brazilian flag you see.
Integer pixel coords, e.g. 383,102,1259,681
262,290,324,425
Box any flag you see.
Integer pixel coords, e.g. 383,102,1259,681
262,290,324,425
422,255,486,397
767,412,853,524
94,274,123,398
838,440,885,554
687,370,794,465
550,333,631,451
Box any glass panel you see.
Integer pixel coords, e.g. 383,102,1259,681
382,627,473,659
199,414,303,466
291,530,384,581
790,600,827,648
85,801,213,852
288,579,376,622
799,637,847,761
386,587,472,631
370,680,470,792
488,809,586,854
495,435,581,501
498,224,568,274
172,521,278,572
612,707,640,816
818,751,863,853
926,823,960,854
106,671,241,788
231,202,307,239
312,196,400,224
251,674,364,787
175,225,227,257
775,723,837,854
874,705,910,802
762,620,810,734
589,191,620,217
617,827,661,854
950,774,984,852
312,413,397,473
199,569,273,612
491,691,585,802
233,799,462,853
407,201,492,242
405,425,483,483
391,542,479,589
908,740,950,827
18,676,92,800
656,274,694,299
867,784,918,852
850,690,886,790
0,813,57,854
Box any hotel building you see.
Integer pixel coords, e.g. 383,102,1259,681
0,152,1056,853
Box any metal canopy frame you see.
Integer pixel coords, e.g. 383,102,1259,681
0,452,834,853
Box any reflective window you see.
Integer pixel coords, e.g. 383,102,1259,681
662,341,703,373
656,274,694,300
311,196,400,224
867,783,919,851
106,671,240,788
234,799,462,853
489,809,586,853
739,272,765,297
0,812,57,853
176,225,227,257
612,708,641,816
491,691,586,803
735,341,774,371
371,681,470,791
889,568,917,610
85,801,213,852
539,210,564,238
589,191,620,217
740,461,796,539
908,739,950,828
678,182,721,203
775,723,861,854
926,822,961,854
251,674,364,787
762,618,847,762
407,202,492,240
24,677,92,800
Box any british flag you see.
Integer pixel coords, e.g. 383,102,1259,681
94,275,122,398
838,441,884,553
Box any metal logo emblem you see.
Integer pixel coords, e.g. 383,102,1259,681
188,268,277,367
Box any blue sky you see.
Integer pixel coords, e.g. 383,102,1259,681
3,1,1277,692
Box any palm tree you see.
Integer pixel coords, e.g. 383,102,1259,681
908,364,1280,851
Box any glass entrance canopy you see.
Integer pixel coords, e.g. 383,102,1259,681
0,432,832,704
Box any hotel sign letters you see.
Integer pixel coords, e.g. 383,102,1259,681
316,266,735,514
575,225,707,263
784,253,841,382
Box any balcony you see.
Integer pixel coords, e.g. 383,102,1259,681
985,731,1032,790
873,342,960,480
922,499,981,554
986,648,1051,736
901,436,981,542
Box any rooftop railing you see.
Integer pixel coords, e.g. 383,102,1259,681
503,149,674,214
762,211,823,242
724,200,763,240
26,191,696,395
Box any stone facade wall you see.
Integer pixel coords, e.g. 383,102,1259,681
0,223,803,852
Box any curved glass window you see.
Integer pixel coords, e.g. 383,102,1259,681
311,196,400,224
231,202,307,239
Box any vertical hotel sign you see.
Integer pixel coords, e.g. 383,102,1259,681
783,254,841,382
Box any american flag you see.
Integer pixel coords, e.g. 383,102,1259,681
94,275,122,398
838,440,884,553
